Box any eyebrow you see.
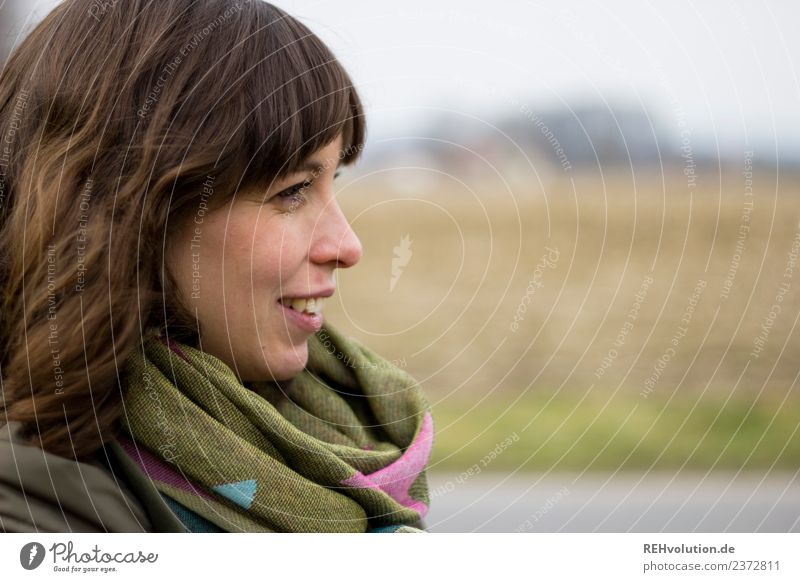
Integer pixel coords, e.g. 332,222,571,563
292,157,342,176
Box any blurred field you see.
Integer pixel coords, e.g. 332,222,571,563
327,163,800,471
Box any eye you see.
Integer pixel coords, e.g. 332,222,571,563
277,181,310,200
275,179,313,207
272,170,342,209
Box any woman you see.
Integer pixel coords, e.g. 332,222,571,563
0,0,433,533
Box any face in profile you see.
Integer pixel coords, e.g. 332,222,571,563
167,133,362,382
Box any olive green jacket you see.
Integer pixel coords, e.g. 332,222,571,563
0,422,187,533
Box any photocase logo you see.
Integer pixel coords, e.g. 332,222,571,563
390,234,413,292
20,542,46,570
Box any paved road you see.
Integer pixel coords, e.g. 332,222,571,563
425,471,800,532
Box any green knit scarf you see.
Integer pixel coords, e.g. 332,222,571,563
118,324,434,533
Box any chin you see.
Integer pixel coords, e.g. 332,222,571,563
265,346,308,381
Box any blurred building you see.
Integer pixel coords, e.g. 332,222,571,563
360,101,681,185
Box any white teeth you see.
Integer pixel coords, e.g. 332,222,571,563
305,297,325,314
284,297,326,315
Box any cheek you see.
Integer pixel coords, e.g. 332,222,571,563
249,220,308,291
184,209,312,306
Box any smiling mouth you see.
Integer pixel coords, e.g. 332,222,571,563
277,297,326,316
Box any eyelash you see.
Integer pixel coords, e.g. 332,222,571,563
276,181,311,205
275,170,341,207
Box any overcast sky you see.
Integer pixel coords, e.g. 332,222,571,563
274,0,800,159
18,0,800,159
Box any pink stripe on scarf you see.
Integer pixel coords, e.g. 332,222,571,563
340,411,433,517
117,435,216,502
158,334,190,362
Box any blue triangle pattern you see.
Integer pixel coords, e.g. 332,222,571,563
211,479,257,510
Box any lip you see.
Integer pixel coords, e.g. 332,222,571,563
278,288,335,300
279,301,323,333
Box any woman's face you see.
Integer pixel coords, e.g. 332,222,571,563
166,134,362,382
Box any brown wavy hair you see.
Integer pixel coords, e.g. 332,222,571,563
0,0,366,461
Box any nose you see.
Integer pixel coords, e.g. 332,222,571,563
309,198,362,269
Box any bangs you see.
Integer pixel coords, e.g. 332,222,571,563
228,4,366,190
